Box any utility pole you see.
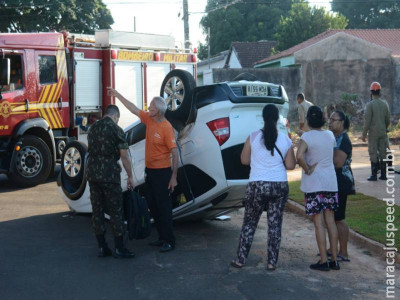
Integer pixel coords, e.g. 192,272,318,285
207,27,211,69
183,0,190,49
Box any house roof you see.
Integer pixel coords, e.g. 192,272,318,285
226,41,277,68
198,50,229,67
255,29,400,66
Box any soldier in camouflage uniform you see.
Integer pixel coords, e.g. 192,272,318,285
87,104,135,258
361,82,390,181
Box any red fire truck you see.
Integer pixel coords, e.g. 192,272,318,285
0,30,196,187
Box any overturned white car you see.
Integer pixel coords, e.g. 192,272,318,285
58,70,290,220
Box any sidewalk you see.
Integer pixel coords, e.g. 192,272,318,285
286,145,400,263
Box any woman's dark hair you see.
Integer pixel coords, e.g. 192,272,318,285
306,105,325,129
334,110,350,130
262,104,279,155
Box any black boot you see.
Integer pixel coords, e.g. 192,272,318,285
379,161,387,180
387,154,395,173
367,162,378,181
114,235,135,259
96,234,112,257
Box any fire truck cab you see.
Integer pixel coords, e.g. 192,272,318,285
0,30,196,187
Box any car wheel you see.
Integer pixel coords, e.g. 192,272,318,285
9,135,52,187
61,141,87,185
160,69,196,130
60,141,88,200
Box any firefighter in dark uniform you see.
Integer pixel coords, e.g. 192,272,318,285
361,82,390,181
87,104,135,258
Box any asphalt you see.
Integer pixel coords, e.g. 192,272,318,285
0,146,399,299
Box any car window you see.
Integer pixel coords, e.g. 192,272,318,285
38,55,57,85
125,123,146,146
1,54,24,92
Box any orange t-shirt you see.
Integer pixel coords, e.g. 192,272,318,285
140,111,177,169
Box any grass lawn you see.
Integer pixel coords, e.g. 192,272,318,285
288,180,400,249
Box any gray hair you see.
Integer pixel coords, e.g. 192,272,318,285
152,96,167,116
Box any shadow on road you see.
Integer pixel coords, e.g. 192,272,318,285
0,165,61,192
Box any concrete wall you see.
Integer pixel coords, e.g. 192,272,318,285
212,68,301,120
295,32,399,114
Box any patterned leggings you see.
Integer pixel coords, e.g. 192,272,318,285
235,181,289,266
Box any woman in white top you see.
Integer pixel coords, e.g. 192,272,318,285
296,106,340,272
231,104,296,270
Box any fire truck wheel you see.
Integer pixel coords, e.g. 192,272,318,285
160,69,196,130
61,141,87,185
9,135,52,187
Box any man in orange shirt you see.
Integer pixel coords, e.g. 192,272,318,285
107,88,178,252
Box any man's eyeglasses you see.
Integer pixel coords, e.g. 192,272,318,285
328,118,342,122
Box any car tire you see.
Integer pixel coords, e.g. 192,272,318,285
60,141,88,200
61,141,87,185
9,135,52,187
160,69,196,130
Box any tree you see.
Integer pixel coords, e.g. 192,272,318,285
198,0,295,60
274,2,348,51
0,0,113,34
331,0,400,29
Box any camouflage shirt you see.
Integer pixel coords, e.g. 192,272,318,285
87,116,129,183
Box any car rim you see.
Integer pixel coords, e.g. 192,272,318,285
164,76,185,111
64,147,82,178
15,146,43,177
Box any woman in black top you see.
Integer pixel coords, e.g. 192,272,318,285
328,111,354,262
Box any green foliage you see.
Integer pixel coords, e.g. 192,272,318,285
289,180,400,249
332,0,400,29
0,0,113,34
198,0,294,60
274,2,348,51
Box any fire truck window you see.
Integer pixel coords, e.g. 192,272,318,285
39,55,57,85
2,55,23,92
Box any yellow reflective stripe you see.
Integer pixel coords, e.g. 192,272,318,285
54,77,65,127
46,84,59,127
38,86,53,127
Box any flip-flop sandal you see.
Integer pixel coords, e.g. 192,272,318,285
337,255,350,262
230,260,244,268
267,265,276,271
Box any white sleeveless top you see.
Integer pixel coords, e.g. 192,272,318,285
300,130,338,193
249,130,292,182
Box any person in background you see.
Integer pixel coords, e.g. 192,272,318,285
107,88,178,253
328,111,354,262
87,104,135,259
296,106,340,271
296,93,313,136
361,82,390,181
231,104,296,270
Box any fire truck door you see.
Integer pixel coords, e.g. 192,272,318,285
34,50,69,130
0,51,29,137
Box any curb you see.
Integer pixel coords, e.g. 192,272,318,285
285,199,400,264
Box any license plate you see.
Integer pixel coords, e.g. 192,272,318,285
246,84,268,96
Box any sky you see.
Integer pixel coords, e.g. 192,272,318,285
103,0,331,50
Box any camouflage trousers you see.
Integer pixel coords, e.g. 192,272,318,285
368,134,389,163
89,182,125,237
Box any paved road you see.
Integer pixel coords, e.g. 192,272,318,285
0,151,398,300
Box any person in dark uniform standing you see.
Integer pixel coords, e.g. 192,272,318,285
87,104,135,258
361,82,390,181
107,88,178,253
